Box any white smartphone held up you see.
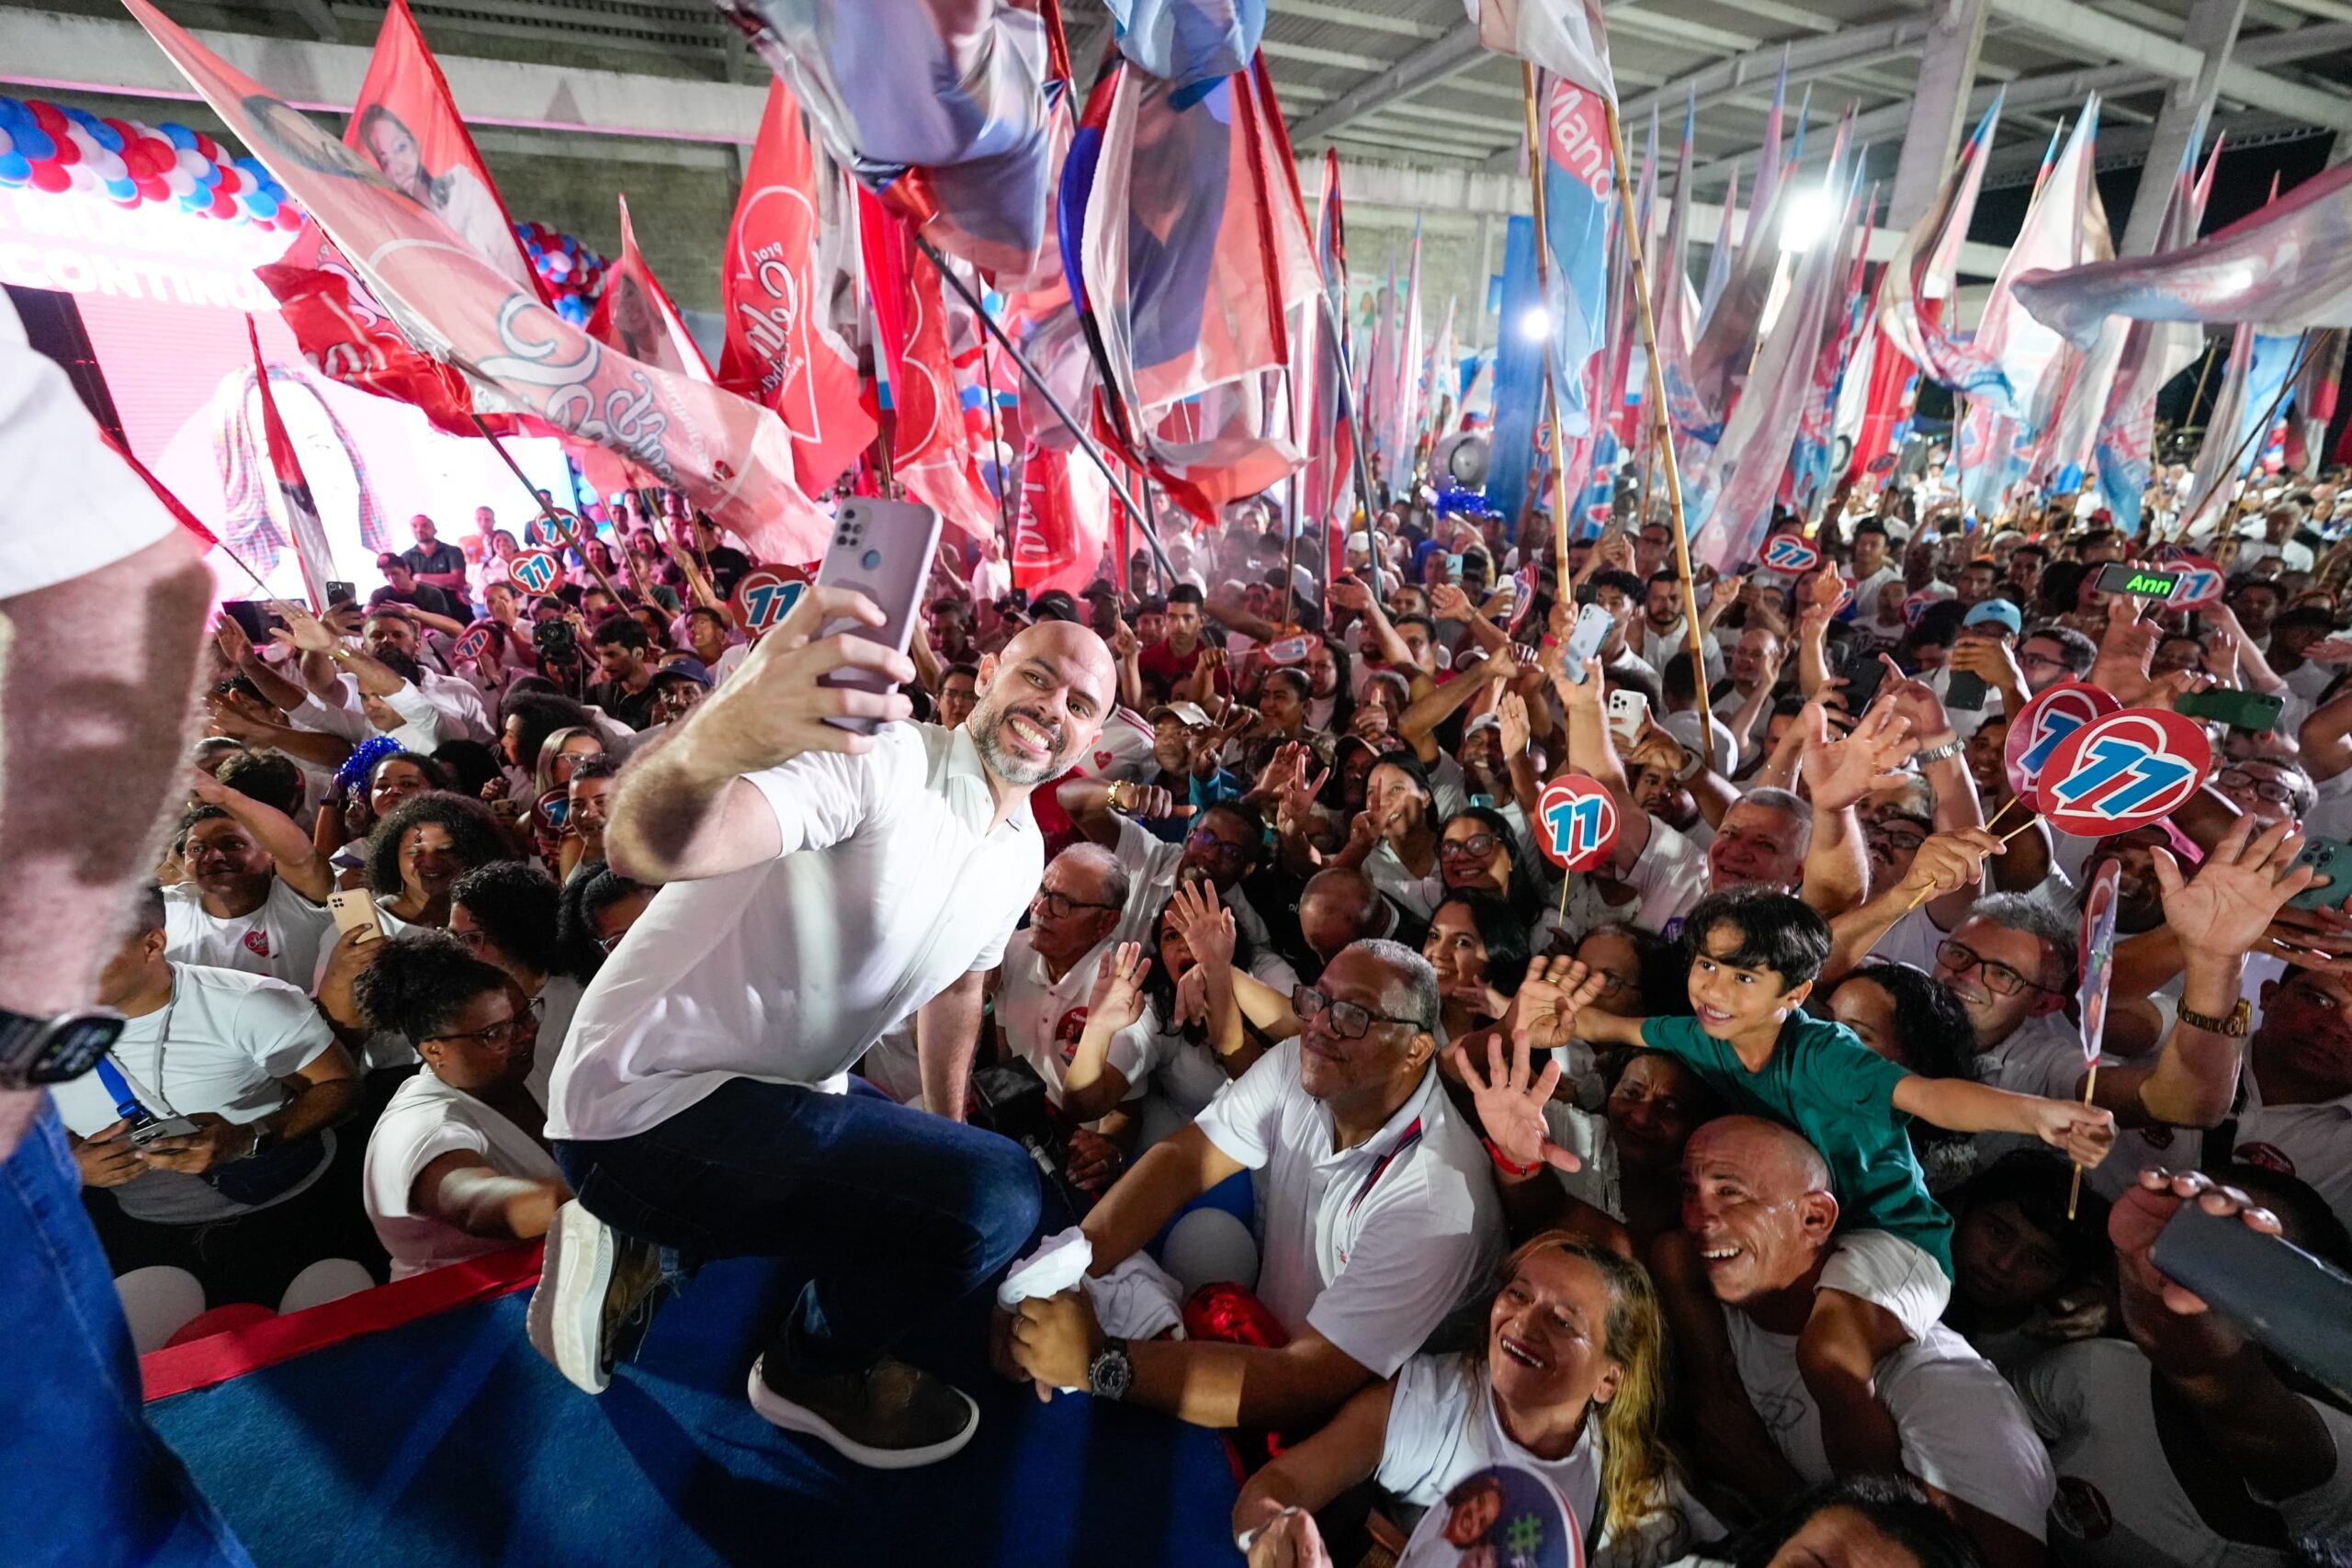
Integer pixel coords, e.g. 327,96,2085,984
1561,603,1614,682
1607,688,1650,750
813,497,943,734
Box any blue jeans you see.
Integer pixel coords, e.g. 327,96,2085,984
1,1104,253,1568
556,1077,1041,1378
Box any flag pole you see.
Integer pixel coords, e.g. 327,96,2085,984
910,232,1177,586
967,256,1020,557
1597,91,1713,738
471,415,626,604
2175,332,2319,547
1516,62,1577,616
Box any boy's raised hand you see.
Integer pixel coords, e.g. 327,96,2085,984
1509,954,1608,1055
1453,1032,1582,1174
2029,1096,2119,1168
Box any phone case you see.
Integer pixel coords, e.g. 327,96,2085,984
814,499,944,733
2290,840,2352,911
1562,604,1613,683
2151,1201,2352,1404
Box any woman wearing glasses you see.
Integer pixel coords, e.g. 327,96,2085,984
354,931,571,1280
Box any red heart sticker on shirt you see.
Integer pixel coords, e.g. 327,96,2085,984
1095,750,1115,771
242,929,271,958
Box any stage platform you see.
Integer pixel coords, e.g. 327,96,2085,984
143,1251,1246,1567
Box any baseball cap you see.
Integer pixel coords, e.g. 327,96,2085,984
649,656,714,688
1962,599,2023,637
1290,563,1318,605
1148,701,1213,728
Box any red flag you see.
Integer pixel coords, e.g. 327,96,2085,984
245,316,340,610
862,198,1000,543
718,80,876,493
256,221,485,436
127,0,831,563
100,427,216,548
345,0,544,300
586,195,712,384
1012,442,1110,596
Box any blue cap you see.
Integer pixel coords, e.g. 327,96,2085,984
1962,599,2022,636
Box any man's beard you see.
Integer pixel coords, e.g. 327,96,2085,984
377,649,424,682
969,703,1068,786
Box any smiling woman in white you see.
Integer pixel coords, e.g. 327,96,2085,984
355,933,570,1280
1227,1233,1716,1568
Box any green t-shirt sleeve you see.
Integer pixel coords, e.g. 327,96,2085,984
1800,1019,1913,1119
1637,1014,1706,1065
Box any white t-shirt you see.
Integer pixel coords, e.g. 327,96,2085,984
995,930,1159,1111
163,876,334,993
1193,1040,1502,1377
1108,814,1273,951
1365,839,1448,921
2229,1072,2352,1237
1378,1353,1715,1568
48,964,337,1224
365,1066,567,1280
1722,1307,2057,1540
521,973,584,1110
549,723,1041,1142
1969,1010,2086,1168
2022,1337,2352,1568
1064,706,1157,786
1624,817,1711,939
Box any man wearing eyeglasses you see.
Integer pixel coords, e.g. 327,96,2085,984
1003,940,1501,1433
992,845,1152,1134
1061,782,1282,955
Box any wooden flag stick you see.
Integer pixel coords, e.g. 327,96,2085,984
2066,1060,2100,1220
472,415,624,604
1516,62,1577,619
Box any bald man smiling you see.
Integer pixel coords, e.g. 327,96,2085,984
532,589,1118,1471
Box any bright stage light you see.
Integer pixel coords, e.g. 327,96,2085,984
1781,186,1838,254
1517,306,1554,343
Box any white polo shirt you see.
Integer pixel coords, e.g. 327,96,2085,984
1624,816,1711,939
1193,1039,1502,1378
1723,1308,2057,1540
47,964,337,1224
163,876,334,993
548,723,1041,1142
2229,1069,2352,1237
1969,1010,2086,1169
994,929,1158,1111
366,1066,567,1280
2022,1337,2352,1567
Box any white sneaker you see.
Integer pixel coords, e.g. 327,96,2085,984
527,1200,662,1395
745,1354,980,1470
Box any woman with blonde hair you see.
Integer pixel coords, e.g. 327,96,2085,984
531,726,605,798
1231,1232,1713,1567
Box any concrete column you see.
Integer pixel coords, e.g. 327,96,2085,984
1884,0,1991,232
2120,0,2246,254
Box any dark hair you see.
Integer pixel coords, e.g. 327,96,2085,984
213,750,305,819
569,753,621,784
1590,568,1645,602
1725,1475,1985,1568
127,882,166,935
503,693,596,770
428,739,501,799
370,749,445,794
1947,1151,2114,1285
1394,613,1437,643
1604,660,1663,714
1682,886,1831,990
684,604,729,634
2019,623,2097,676
1646,569,1681,591
1660,650,1703,707
173,803,235,854
351,929,512,1043
1166,583,1205,608
561,864,650,977
1853,518,1889,540
2038,559,2090,620
1828,960,1975,1082
1262,667,1309,704
364,791,514,897
1195,799,1268,870
1368,749,1434,799
944,661,980,685
1905,599,1969,654
2274,605,2337,638
450,860,567,978
1432,888,1533,995
591,613,651,653
1443,805,1544,927
1577,921,1694,1015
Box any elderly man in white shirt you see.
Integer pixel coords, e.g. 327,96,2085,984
533,588,1117,1473
1681,1117,2055,1568
1003,939,1503,1437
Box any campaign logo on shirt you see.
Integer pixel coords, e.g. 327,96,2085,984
2134,1124,2177,1151
2052,1476,2114,1540
1054,1006,1090,1064
242,928,271,959
2235,1141,2296,1179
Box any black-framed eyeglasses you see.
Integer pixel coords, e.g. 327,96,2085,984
1185,829,1252,865
1032,889,1122,920
1292,985,1419,1042
2218,768,2299,807
430,996,543,1051
1439,832,1504,861
1872,819,1931,852
1935,940,2053,998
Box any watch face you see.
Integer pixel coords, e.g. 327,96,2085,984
28,1016,125,1085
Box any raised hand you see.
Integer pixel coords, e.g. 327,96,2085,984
2153,813,2316,959
1430,582,1476,622
1086,942,1153,1034
1498,692,1532,761
1328,574,1373,614
1509,954,1607,1055
686,585,917,770
212,615,254,668
1899,828,2003,899
1168,878,1236,974
267,600,338,657
1452,1032,1582,1174
1800,695,1917,811
2109,1168,2274,1375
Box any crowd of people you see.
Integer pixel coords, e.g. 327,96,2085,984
42,455,2352,1568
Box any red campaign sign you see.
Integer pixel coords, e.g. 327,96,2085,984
509,549,561,595
2166,554,2226,611
2035,706,2213,837
526,511,583,550
1761,535,1821,575
729,563,809,633
2078,859,2121,1066
455,623,494,661
1506,565,1539,631
1264,635,1317,665
1902,590,1939,626
2004,680,2120,803
1535,774,1619,873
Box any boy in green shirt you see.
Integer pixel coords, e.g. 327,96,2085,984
1490,886,2115,1480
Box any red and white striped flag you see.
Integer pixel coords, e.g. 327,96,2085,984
245,316,340,611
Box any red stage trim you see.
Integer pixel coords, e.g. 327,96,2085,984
141,1243,544,1403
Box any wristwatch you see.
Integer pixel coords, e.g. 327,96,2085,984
244,1122,279,1159
0,1006,125,1090
2177,998,2251,1036
1914,737,1963,767
1088,1336,1133,1401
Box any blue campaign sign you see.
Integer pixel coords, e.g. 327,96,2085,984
1536,775,1618,873
2036,707,2212,837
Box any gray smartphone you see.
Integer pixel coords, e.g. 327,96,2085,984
813,498,944,733
128,1114,201,1145
1560,603,1614,683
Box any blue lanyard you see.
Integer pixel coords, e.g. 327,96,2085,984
93,1057,151,1123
